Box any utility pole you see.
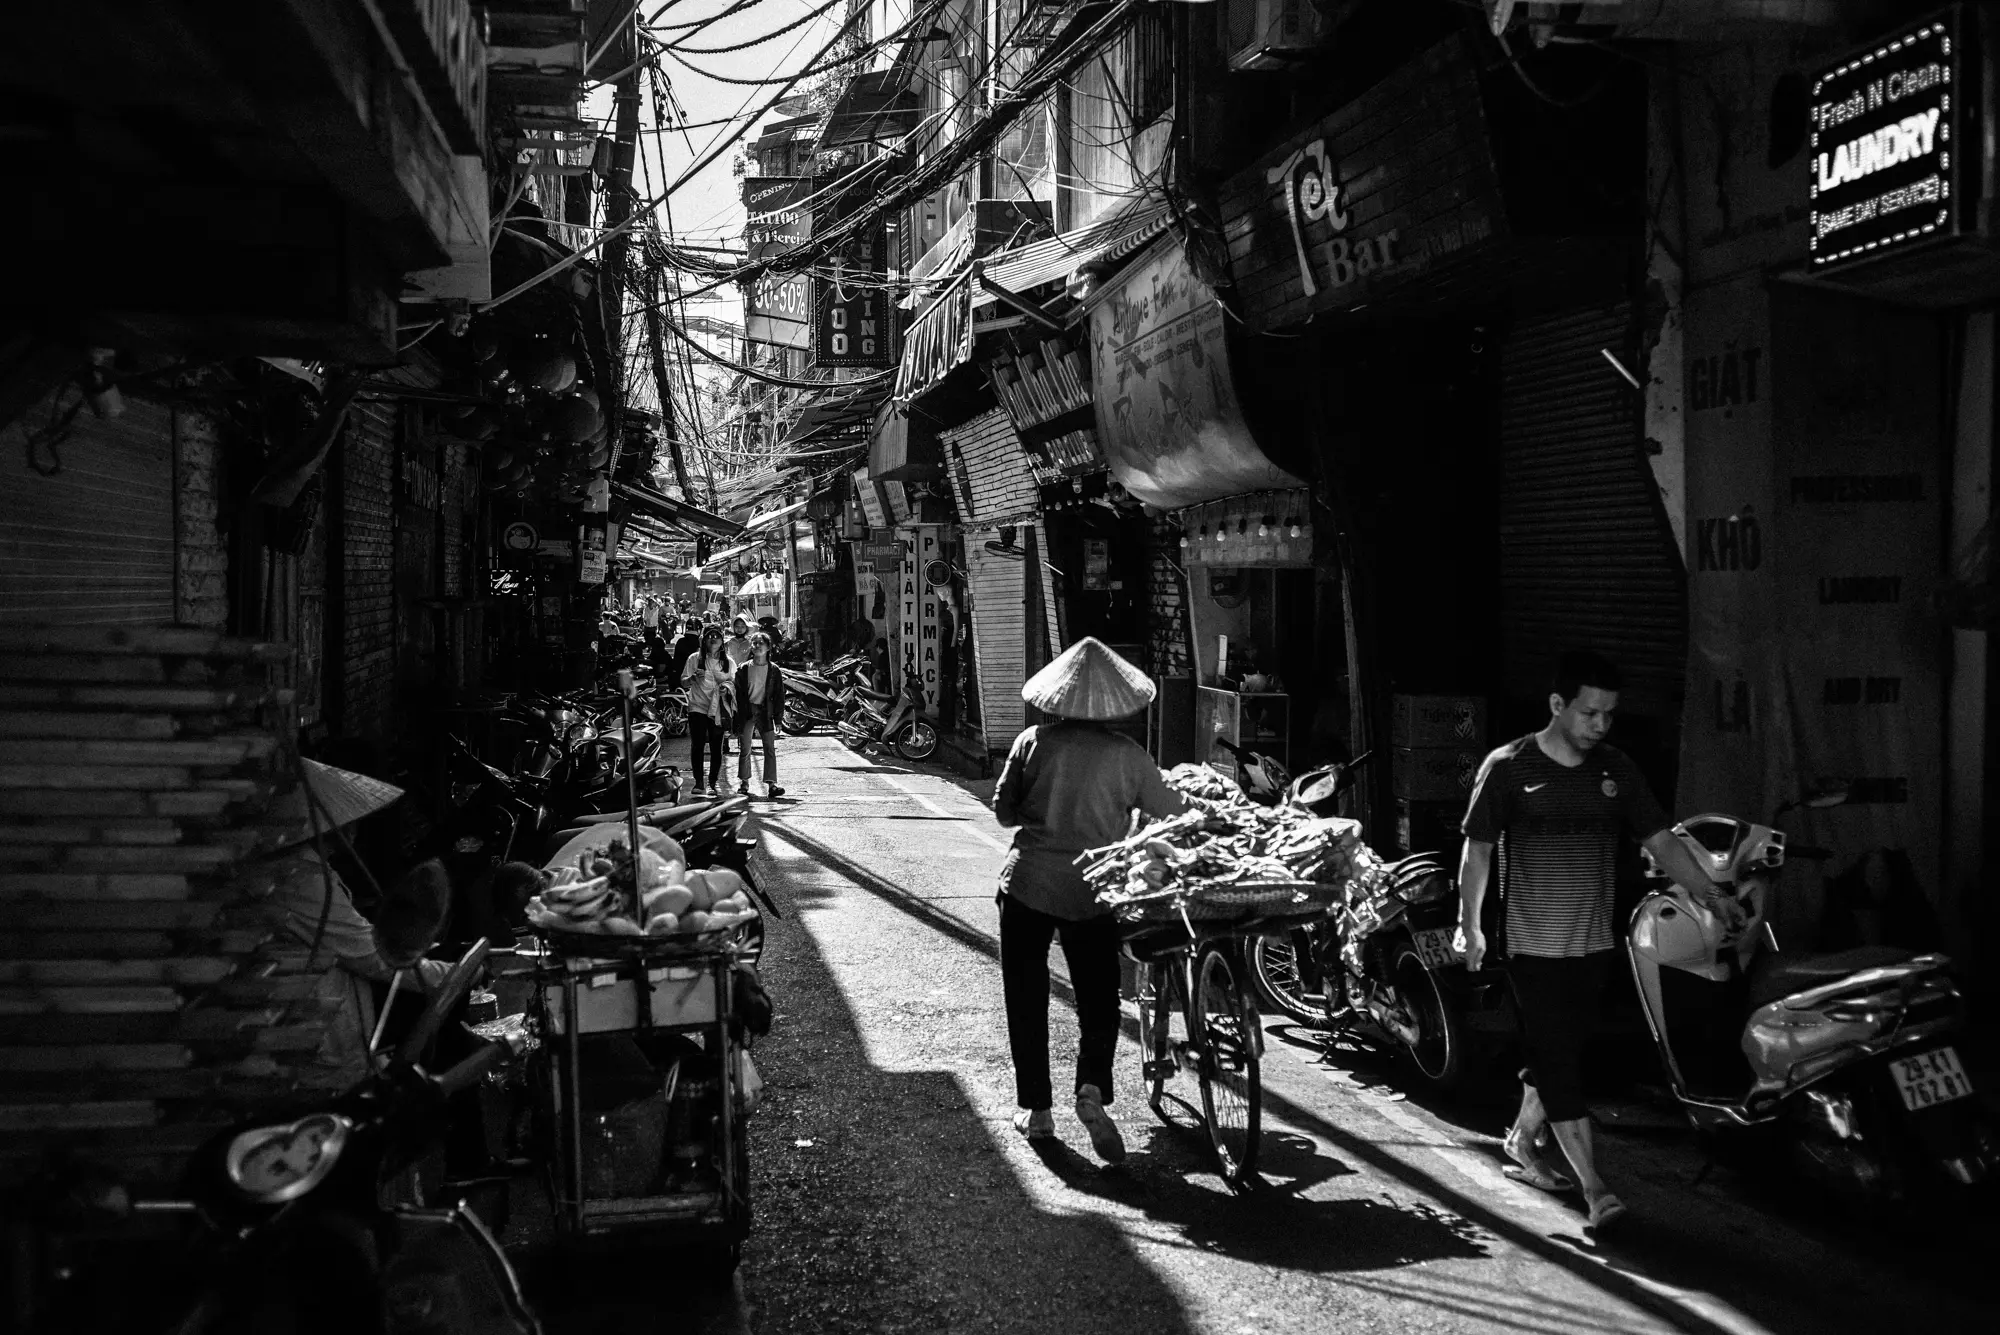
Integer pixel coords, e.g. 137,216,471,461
598,25,643,477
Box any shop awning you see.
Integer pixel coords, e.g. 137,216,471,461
891,196,1170,405
698,538,762,570
869,402,942,482
611,482,743,538
783,380,892,446
895,273,975,402
819,69,920,148
738,573,784,597
973,196,1173,309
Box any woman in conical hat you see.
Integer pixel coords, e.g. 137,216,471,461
259,759,454,1086
992,637,1190,1164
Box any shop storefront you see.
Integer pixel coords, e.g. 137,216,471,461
1211,31,1663,836
1656,9,1995,964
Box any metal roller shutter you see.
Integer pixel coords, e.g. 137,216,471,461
967,527,1030,747
0,396,175,625
1499,305,1685,716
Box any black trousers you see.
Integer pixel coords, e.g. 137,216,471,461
1506,950,1615,1123
688,714,726,788
998,893,1121,1110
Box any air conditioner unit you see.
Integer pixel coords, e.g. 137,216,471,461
1227,0,1333,74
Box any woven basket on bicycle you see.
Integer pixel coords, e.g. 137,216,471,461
1113,879,1334,929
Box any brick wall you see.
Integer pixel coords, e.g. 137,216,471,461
174,409,229,629
1147,515,1190,679
341,400,398,741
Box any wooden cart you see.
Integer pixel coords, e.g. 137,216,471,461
528,929,752,1258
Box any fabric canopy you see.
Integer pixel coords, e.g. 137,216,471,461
784,380,893,446
737,573,784,597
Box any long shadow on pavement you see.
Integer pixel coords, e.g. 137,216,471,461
758,818,1997,1335
738,836,1201,1335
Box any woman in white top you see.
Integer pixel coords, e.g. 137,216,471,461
681,626,735,796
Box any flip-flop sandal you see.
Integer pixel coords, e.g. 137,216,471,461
1587,1193,1629,1234
1503,1161,1576,1194
1502,1135,1575,1194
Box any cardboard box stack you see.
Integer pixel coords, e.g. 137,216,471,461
1390,694,1486,854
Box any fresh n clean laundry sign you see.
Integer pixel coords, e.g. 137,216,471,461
1809,13,1959,269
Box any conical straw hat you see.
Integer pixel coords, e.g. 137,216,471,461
265,759,405,849
1022,637,1156,721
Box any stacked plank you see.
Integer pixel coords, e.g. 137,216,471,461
0,625,331,1191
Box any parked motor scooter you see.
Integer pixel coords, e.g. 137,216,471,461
1242,752,1504,1092
1630,786,1999,1208
779,671,851,736
169,939,538,1333
836,671,939,762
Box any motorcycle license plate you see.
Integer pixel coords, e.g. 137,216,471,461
1411,927,1461,969
1891,1046,1974,1112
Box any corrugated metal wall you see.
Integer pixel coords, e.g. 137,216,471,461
1498,304,1685,716
945,410,1039,527
0,394,175,625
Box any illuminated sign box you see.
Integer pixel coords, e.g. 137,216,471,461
1804,5,2000,306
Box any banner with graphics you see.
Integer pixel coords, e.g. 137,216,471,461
1679,276,1945,931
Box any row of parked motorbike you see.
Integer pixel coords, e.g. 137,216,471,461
1227,742,1997,1219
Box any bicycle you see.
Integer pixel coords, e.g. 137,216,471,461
1128,922,1266,1190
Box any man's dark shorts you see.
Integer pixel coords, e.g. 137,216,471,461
1506,950,1616,1123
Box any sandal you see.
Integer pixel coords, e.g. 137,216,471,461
1586,1192,1628,1234
1013,1108,1054,1141
1503,1161,1576,1194
1502,1132,1574,1194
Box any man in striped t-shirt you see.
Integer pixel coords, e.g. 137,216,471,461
1455,651,1736,1233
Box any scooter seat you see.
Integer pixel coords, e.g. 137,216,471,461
851,685,893,703
1746,946,1916,1011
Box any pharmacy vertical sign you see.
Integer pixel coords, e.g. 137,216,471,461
893,525,942,707
1809,11,1963,270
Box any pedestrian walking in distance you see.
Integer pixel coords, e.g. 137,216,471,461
1456,650,1740,1234
682,627,734,797
732,631,786,798
993,637,1189,1164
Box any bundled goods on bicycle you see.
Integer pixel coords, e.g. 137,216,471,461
1077,764,1390,928
526,834,760,940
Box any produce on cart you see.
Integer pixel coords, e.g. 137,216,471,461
526,829,760,938
1077,763,1389,930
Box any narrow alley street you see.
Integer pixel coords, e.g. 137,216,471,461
615,736,1999,1335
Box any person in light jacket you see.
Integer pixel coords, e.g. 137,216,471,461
732,632,787,798
681,626,734,797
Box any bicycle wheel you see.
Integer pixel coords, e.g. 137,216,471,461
1246,928,1324,1025
1136,961,1177,1121
657,695,689,737
1195,947,1262,1188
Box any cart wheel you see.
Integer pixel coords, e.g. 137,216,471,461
1195,947,1262,1190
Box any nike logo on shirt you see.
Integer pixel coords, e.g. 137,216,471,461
1523,783,1548,792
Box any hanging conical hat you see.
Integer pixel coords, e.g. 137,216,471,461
1021,637,1156,721
264,759,405,849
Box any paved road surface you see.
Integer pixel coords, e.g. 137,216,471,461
521,733,1998,1334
